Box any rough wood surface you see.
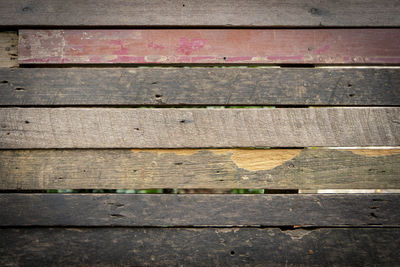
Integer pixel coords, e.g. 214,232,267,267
1,149,399,189
0,32,18,68
1,108,399,148
1,68,399,106
18,29,400,64
1,194,399,226
2,0,400,27
1,228,400,266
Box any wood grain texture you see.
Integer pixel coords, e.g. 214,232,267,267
18,29,400,64
1,68,399,106
1,194,399,226
1,107,399,148
1,108,398,148
0,32,18,68
1,149,399,189
2,0,400,27
1,228,400,266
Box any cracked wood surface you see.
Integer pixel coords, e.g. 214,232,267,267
1,68,399,106
18,29,400,64
1,149,399,189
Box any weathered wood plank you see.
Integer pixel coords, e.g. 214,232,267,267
0,108,399,148
1,149,399,189
1,228,400,266
1,107,398,148
19,29,400,64
1,68,399,106
2,0,400,27
1,194,399,226
0,32,17,68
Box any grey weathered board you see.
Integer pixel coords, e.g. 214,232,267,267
1,0,400,27
1,194,399,226
1,228,400,266
0,32,17,68
1,108,399,148
1,149,399,189
1,68,399,106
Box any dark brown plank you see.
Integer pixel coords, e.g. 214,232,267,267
1,0,400,27
1,228,400,266
1,194,399,226
1,68,399,106
1,149,399,189
0,108,398,148
19,29,400,64
0,32,18,68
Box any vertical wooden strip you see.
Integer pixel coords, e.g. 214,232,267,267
0,32,18,67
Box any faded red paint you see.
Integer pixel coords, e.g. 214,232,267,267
148,42,165,50
315,44,330,55
225,56,253,62
176,38,207,55
18,29,400,64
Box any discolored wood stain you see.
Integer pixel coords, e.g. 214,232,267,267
1,149,399,189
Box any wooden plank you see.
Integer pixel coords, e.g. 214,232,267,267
0,108,399,148
1,149,399,189
1,68,399,106
1,194,399,226
0,32,18,68
2,0,400,27
1,228,400,266
18,29,400,64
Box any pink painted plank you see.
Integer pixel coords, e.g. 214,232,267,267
19,29,400,64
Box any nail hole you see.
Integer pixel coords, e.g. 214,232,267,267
22,6,31,12
134,128,140,131
182,4,185,7
180,119,186,123
347,83,352,87
6,132,10,135
223,57,227,60
288,164,295,168
25,120,30,124
309,7,320,15
349,93,355,97
370,212,378,218
155,94,162,98
230,251,235,255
